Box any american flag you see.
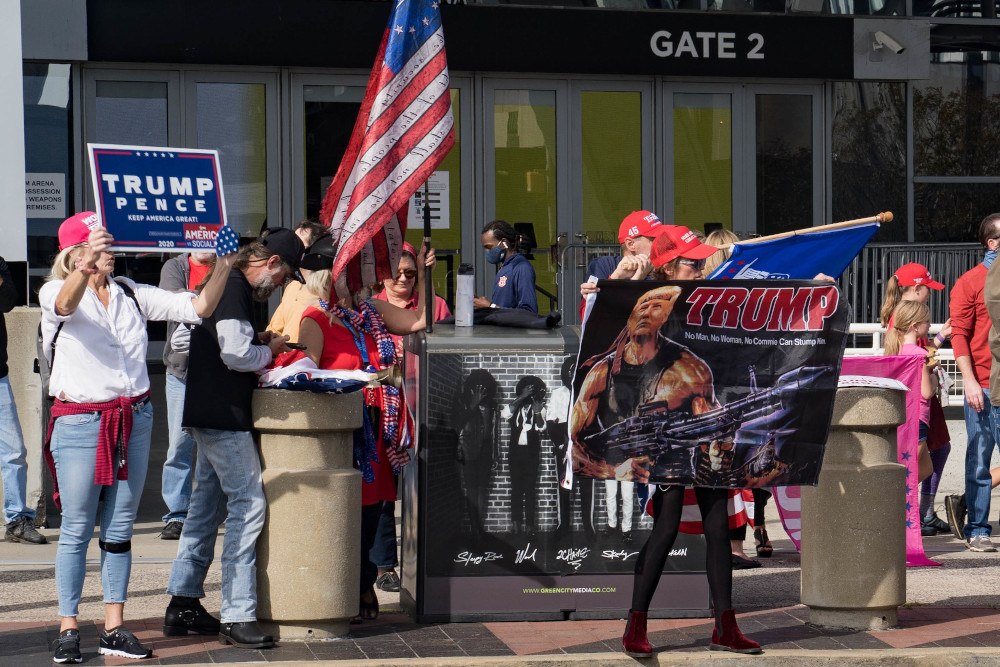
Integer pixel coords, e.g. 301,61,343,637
320,0,455,297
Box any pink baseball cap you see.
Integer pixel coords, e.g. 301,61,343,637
618,210,665,243
58,211,102,251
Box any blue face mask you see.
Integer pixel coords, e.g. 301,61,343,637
485,242,507,265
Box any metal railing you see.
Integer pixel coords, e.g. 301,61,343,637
846,323,962,401
837,242,982,325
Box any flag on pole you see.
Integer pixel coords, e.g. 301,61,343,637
708,221,880,280
319,0,455,297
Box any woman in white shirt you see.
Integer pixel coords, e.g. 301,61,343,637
41,212,234,664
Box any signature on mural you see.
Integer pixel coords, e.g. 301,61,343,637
556,547,590,571
601,549,640,561
515,543,538,564
455,551,504,566
668,547,688,557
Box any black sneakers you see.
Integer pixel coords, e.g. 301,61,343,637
375,570,400,592
52,628,82,664
5,516,47,544
98,626,152,659
163,597,221,636
160,521,183,540
945,494,967,540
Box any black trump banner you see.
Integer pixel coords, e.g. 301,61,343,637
571,280,850,489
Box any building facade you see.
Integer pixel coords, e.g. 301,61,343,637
18,0,1000,321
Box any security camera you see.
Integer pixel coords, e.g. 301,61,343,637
873,30,906,54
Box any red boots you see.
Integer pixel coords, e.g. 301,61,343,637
622,610,653,657
710,608,762,654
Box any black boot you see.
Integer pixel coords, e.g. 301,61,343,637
219,621,275,649
164,596,221,636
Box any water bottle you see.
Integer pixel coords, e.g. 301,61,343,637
456,263,475,327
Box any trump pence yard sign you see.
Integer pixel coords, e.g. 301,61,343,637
88,144,228,253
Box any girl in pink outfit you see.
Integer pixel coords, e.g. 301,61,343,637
884,300,937,482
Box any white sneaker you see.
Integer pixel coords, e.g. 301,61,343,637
967,535,997,552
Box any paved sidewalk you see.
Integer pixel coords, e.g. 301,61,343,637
3,478,999,665
3,605,1000,665
2,512,1000,665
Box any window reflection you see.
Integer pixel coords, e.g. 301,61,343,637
756,94,813,236
25,63,72,303
914,52,1000,178
196,83,267,237
303,85,364,220
832,82,906,242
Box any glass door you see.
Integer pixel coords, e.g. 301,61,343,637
483,80,569,314
184,73,279,238
663,83,823,239
748,85,824,236
565,81,653,323
288,73,369,225
663,84,746,237
289,73,469,304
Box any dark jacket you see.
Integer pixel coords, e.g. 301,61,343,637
0,257,16,379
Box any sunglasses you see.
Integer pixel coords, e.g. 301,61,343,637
394,269,417,280
678,258,707,270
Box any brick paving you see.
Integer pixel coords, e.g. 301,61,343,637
4,606,1000,664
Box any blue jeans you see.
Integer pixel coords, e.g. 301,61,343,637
161,373,196,524
965,387,998,538
0,376,32,524
369,500,398,571
167,428,266,623
52,401,153,617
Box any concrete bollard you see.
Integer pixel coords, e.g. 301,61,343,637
252,388,364,640
2,308,45,524
801,386,907,630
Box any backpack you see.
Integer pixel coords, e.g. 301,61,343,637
33,278,143,401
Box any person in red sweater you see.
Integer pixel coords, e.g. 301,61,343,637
948,212,1000,553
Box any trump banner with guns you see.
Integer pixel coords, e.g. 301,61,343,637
571,280,850,489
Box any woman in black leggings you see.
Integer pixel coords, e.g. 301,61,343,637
622,485,761,656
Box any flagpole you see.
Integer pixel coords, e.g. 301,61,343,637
719,211,892,249
423,180,433,334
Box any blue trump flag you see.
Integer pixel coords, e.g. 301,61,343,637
708,221,881,280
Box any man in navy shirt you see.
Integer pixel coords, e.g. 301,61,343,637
578,210,665,319
475,220,538,313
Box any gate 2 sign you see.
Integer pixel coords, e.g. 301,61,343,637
88,144,228,253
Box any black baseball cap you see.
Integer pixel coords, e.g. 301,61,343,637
300,233,336,271
259,228,305,281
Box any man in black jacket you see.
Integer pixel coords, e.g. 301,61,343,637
163,230,301,649
0,256,45,545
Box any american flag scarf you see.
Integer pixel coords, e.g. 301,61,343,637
319,298,410,477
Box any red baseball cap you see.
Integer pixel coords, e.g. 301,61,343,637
650,225,719,266
618,210,664,243
894,263,944,290
58,211,102,251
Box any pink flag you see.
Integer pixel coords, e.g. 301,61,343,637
775,355,939,567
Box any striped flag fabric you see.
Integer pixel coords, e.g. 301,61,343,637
319,0,455,297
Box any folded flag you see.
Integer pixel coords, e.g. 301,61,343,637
257,355,370,394
214,223,240,256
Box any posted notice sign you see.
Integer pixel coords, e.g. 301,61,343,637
88,144,228,253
